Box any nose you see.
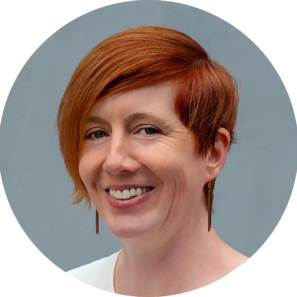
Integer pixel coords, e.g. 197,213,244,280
102,134,139,175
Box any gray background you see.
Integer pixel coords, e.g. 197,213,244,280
0,0,296,272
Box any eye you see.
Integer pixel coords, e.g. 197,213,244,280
86,130,108,139
85,127,160,139
139,127,159,135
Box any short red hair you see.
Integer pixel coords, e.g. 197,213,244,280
57,26,239,210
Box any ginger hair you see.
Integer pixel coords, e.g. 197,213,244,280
57,26,238,210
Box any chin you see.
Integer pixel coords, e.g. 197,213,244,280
107,216,159,239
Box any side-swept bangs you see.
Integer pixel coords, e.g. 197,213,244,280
57,26,238,209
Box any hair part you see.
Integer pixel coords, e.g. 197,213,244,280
57,26,239,210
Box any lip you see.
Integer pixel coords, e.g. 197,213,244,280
105,184,152,191
105,187,154,209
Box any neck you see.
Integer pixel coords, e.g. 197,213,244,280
115,210,227,296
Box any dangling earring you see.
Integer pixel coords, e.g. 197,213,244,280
96,210,99,234
208,176,212,232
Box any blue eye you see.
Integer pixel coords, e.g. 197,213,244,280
139,128,159,135
94,131,107,138
85,127,160,139
86,130,107,139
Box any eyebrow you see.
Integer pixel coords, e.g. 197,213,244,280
86,112,170,128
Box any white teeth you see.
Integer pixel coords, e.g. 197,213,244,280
136,187,142,196
122,189,130,199
109,187,152,200
130,188,136,197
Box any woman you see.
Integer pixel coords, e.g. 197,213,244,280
57,26,248,296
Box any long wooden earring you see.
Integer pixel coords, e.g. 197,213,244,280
208,176,212,232
96,210,99,234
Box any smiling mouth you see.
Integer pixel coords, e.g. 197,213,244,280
105,186,154,209
106,187,154,200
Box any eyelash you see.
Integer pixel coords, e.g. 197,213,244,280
85,127,160,139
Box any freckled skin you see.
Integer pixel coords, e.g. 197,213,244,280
79,81,208,240
78,81,248,296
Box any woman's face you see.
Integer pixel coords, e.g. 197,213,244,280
79,81,209,240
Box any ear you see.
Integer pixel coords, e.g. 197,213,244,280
206,128,230,181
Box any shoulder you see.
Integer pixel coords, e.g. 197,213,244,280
67,250,121,292
220,248,249,280
210,230,249,277
231,250,249,267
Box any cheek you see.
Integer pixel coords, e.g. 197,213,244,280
78,150,102,188
160,155,206,202
137,146,188,195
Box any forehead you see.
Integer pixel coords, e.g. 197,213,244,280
88,81,180,119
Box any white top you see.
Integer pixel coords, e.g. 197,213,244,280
67,250,121,293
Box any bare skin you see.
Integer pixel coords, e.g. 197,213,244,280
114,214,248,296
79,81,248,296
